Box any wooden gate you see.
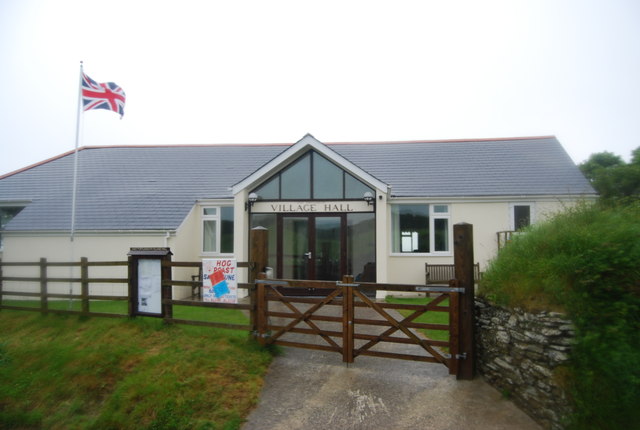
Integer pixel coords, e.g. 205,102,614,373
249,223,476,380
254,276,470,378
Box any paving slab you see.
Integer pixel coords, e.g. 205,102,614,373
242,299,541,430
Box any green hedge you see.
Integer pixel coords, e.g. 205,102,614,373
479,202,640,429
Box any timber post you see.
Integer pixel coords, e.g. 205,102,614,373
249,226,268,334
342,275,355,364
160,251,173,324
127,254,135,317
40,257,48,315
448,279,461,376
81,257,89,315
255,271,268,345
454,222,476,380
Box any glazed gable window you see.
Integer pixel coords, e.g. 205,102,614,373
251,151,374,200
202,206,234,254
391,204,450,254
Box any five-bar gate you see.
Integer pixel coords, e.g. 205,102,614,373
249,223,476,380
254,276,469,377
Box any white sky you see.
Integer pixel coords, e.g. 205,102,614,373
1,0,639,176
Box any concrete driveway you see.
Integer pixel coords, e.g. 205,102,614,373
242,299,541,430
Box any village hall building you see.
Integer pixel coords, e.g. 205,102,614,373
0,134,595,297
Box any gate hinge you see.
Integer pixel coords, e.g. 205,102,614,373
251,331,272,339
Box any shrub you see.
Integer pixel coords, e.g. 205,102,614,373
479,202,640,429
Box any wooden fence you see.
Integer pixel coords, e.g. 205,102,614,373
0,257,129,318
159,259,256,331
0,258,256,327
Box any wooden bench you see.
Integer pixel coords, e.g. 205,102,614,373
425,263,481,285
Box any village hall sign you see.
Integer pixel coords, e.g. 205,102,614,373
251,200,373,214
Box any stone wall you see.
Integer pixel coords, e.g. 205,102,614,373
475,297,574,430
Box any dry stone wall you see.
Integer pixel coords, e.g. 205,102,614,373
475,297,574,430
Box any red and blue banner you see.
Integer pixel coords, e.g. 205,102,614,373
202,259,238,303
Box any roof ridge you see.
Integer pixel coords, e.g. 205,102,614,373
0,135,557,180
78,142,294,149
0,143,295,179
324,135,557,145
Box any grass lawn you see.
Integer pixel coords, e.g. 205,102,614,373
0,304,275,430
384,296,450,345
5,299,249,325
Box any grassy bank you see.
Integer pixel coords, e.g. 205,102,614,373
0,308,274,430
479,202,640,429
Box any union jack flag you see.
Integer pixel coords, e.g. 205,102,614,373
81,73,126,118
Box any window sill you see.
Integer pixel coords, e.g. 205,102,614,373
200,253,235,258
390,252,452,257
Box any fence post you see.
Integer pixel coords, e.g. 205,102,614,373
40,258,48,315
454,223,475,380
249,226,268,335
448,281,460,376
255,272,267,345
81,257,89,315
127,254,135,317
161,253,173,324
342,275,355,364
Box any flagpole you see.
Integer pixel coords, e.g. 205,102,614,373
68,61,84,310
70,61,83,243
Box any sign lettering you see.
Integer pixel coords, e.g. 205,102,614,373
202,258,238,303
252,200,373,214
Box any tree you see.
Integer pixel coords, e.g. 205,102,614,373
631,147,640,165
579,151,624,181
579,148,640,201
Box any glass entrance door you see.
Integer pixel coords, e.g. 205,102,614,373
280,215,344,282
314,216,341,280
282,217,310,279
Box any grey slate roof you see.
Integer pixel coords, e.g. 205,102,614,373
0,136,595,232
330,137,593,197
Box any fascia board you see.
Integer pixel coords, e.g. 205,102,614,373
2,229,176,237
388,194,598,203
0,200,32,206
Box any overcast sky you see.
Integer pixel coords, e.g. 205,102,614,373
1,0,639,176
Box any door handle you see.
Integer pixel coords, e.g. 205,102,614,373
303,251,313,260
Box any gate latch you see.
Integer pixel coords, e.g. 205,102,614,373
445,352,467,360
336,281,360,287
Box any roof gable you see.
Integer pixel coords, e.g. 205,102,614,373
231,134,388,195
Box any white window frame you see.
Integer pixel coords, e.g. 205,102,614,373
201,205,234,256
509,202,535,231
390,203,452,256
